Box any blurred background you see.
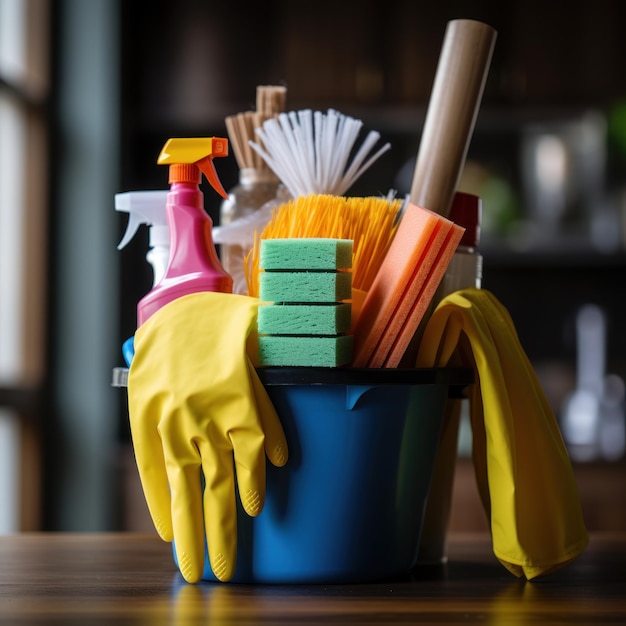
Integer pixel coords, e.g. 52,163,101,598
1,0,625,535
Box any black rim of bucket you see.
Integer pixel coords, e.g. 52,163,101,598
112,367,474,396
256,367,473,391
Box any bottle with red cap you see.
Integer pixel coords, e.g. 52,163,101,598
439,191,483,297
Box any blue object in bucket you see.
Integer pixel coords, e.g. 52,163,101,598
174,367,470,584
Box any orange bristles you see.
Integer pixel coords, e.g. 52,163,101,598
244,194,401,298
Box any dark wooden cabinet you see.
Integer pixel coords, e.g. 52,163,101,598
121,0,626,121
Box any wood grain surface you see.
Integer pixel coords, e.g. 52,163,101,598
1,532,624,624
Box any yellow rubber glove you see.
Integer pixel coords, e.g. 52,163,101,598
127,292,288,583
416,288,588,579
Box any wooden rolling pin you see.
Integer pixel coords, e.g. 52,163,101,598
409,19,497,217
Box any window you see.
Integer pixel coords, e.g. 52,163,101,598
0,0,50,531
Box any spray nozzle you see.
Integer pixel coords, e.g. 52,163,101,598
115,190,170,250
157,137,229,199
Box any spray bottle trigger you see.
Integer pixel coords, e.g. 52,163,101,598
117,211,142,250
198,155,228,199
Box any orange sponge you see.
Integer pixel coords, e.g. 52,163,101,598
351,203,464,368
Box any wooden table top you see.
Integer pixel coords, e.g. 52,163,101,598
1,532,624,624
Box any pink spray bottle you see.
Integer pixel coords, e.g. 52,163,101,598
137,137,233,327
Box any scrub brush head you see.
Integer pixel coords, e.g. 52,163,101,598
244,193,401,298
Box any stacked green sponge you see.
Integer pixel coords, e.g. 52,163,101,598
257,238,353,367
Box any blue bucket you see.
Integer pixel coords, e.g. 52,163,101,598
178,367,471,584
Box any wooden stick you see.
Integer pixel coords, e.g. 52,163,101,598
256,85,267,115
257,85,287,116
252,111,268,170
409,19,496,217
235,113,253,168
226,85,288,170
225,115,246,169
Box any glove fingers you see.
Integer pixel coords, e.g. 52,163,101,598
229,430,267,517
247,362,288,467
200,446,237,582
168,460,205,584
128,406,173,542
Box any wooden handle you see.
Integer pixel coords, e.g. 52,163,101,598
409,19,496,217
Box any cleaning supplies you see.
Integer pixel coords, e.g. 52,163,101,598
409,20,496,217
416,288,588,578
249,109,392,199
439,191,483,295
349,19,495,369
218,169,284,294
350,203,464,368
136,137,232,326
259,268,352,303
257,238,353,367
219,85,288,295
115,190,170,286
244,194,401,313
235,105,394,301
417,191,483,563
258,303,352,337
260,236,353,270
125,137,292,584
127,291,288,583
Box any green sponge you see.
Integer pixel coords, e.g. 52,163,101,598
258,303,352,336
257,335,354,367
257,238,354,367
260,238,353,270
259,271,352,303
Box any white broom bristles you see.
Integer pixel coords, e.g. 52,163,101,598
248,108,391,198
